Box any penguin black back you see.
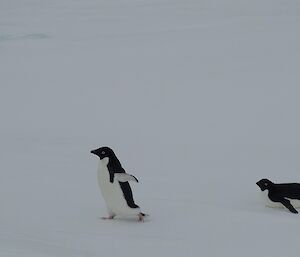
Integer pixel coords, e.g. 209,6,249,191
256,178,300,199
119,183,139,208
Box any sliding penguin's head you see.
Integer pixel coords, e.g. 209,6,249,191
91,146,115,160
256,179,273,191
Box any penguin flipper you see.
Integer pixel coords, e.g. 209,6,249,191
270,195,298,214
280,198,298,214
115,173,139,183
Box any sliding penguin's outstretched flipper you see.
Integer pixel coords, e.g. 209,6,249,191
115,173,139,183
269,194,298,214
280,198,298,214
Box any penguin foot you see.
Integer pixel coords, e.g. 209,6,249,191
138,213,146,222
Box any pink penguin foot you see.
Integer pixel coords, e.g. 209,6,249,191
138,213,145,222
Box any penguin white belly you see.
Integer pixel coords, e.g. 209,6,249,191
259,191,300,208
97,159,140,216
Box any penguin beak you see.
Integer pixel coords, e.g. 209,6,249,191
91,150,96,155
256,181,261,189
256,181,263,191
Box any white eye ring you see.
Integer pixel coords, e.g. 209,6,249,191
101,151,105,154
264,183,268,186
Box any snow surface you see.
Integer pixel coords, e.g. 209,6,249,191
1,0,300,256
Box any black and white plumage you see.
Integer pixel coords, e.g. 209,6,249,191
256,178,300,214
91,147,146,221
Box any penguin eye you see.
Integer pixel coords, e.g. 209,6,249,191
101,151,106,155
264,183,268,186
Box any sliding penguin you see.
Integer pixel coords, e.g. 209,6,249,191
256,178,300,214
91,146,146,221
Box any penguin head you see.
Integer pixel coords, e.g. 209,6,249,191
256,179,273,191
91,146,115,160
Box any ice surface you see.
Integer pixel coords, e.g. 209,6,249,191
1,0,300,256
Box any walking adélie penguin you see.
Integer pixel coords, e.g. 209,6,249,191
91,146,147,222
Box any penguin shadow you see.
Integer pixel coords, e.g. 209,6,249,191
97,216,150,223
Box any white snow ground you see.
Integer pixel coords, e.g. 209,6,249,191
1,0,300,256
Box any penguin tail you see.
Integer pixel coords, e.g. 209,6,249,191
139,212,149,217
